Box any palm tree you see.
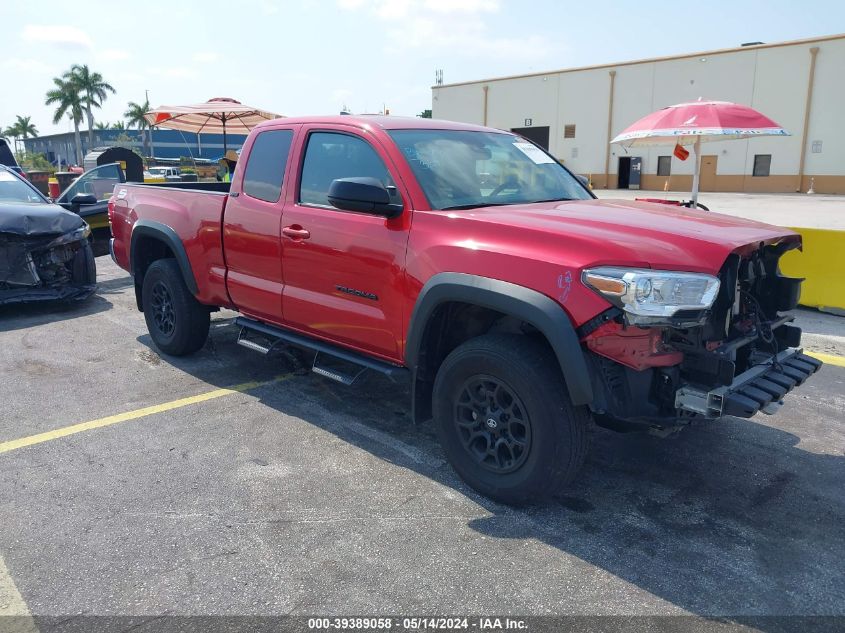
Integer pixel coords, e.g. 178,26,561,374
2,116,38,154
95,121,110,130
13,115,38,139
45,77,84,165
111,120,126,130
67,64,115,149
125,99,154,158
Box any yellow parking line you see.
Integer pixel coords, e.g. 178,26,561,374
0,374,292,457
0,554,38,632
805,350,845,368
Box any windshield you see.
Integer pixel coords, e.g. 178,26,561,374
389,129,592,210
0,170,45,203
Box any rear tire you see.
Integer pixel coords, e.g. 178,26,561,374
432,334,589,505
142,259,210,356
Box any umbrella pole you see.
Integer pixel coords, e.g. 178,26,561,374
222,117,227,155
691,136,702,207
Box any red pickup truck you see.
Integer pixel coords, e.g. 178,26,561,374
109,115,821,504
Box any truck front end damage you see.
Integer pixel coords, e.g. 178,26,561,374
580,239,822,431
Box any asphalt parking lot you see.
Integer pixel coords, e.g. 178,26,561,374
593,190,845,229
1,256,844,629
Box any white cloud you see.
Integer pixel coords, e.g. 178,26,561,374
423,0,498,13
338,0,498,17
386,16,557,62
192,52,220,63
375,0,413,19
146,66,197,79
257,0,279,14
333,0,543,62
2,57,54,74
21,24,93,49
101,48,130,61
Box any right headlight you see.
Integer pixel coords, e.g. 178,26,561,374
582,266,720,326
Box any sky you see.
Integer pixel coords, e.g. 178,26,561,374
2,0,843,137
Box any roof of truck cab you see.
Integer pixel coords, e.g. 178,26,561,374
251,115,496,133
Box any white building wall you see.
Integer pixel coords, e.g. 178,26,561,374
803,37,845,176
431,35,845,185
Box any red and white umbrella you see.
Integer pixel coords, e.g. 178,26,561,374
144,97,282,154
611,100,789,206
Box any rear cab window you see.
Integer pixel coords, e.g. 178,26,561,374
242,129,294,203
298,131,401,209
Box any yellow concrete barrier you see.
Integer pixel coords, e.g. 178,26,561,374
779,227,845,313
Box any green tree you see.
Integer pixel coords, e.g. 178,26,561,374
418,109,432,118
3,115,39,154
15,151,55,173
111,120,126,130
67,64,115,149
95,121,110,130
45,77,84,165
124,99,154,158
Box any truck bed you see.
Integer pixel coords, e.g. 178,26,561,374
110,181,232,307
142,181,231,193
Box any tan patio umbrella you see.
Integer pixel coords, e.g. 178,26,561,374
143,97,282,154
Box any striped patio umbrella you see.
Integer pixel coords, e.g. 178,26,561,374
143,97,282,153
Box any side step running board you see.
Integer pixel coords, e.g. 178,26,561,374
235,316,409,384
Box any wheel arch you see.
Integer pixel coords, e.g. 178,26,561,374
406,273,593,422
130,220,198,310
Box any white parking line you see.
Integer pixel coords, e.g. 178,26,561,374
0,554,38,632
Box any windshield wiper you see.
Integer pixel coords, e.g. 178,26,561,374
525,197,574,204
440,202,513,211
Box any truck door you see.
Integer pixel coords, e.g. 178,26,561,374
280,127,411,361
222,126,296,323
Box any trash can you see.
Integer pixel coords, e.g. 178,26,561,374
55,171,77,192
26,170,50,196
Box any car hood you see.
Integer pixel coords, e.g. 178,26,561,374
459,198,800,272
0,201,86,237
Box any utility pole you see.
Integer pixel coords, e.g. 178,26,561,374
146,89,156,161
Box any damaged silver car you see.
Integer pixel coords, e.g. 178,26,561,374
0,165,96,305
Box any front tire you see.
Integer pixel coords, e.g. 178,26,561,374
432,334,589,505
142,259,210,356
71,239,96,285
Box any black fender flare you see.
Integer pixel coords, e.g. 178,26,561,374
406,272,593,410
129,220,199,298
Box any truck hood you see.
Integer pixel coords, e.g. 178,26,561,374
0,201,86,237
463,198,799,272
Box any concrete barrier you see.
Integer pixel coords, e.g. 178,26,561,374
780,228,845,314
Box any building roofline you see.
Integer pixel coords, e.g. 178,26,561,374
432,32,845,89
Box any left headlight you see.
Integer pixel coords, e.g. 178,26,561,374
582,266,720,326
46,225,91,248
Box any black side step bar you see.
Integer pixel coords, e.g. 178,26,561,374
235,316,409,383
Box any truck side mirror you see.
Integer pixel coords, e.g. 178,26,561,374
71,193,98,207
327,177,402,218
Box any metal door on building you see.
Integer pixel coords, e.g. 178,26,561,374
617,156,642,189
510,126,550,150
700,155,718,191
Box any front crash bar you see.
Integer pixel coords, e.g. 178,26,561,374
675,348,822,419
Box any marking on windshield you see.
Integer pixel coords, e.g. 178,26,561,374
513,142,555,164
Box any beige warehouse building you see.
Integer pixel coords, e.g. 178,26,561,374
431,33,844,194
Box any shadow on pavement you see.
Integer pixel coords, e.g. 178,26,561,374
137,316,845,629
0,293,113,333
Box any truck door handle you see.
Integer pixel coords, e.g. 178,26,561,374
282,225,311,240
